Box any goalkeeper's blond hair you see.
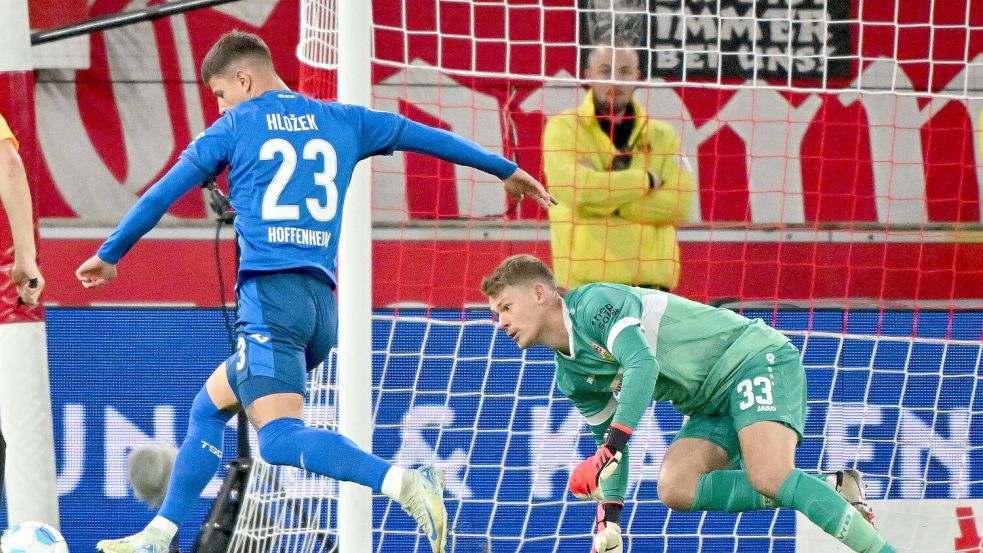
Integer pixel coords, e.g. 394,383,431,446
481,254,558,298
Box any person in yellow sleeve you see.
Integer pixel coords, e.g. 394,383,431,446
543,38,696,291
0,112,44,306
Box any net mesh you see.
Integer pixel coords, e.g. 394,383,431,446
229,312,983,552
296,0,983,306
226,0,983,551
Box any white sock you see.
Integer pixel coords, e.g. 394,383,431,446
381,466,406,501
148,516,179,540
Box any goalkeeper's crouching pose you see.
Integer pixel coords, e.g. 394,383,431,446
481,254,896,553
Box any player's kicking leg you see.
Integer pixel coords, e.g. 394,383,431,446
245,391,448,553
97,362,240,553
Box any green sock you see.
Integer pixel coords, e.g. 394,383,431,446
691,470,778,512
777,469,889,553
691,469,835,512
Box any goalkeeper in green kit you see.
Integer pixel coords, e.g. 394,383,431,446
481,254,896,553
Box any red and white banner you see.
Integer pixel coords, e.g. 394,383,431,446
16,0,983,306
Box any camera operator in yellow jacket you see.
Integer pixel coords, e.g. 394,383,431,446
543,39,696,291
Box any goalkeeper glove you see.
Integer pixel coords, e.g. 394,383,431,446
591,501,624,553
569,424,632,501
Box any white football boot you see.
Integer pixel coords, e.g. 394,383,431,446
399,465,449,553
826,469,876,525
96,526,170,553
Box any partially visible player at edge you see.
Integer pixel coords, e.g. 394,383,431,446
482,254,896,553
77,31,556,553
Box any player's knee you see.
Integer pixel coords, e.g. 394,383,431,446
190,388,234,428
257,417,305,466
657,471,695,511
746,466,785,499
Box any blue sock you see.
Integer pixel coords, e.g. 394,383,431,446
257,417,392,492
158,389,234,524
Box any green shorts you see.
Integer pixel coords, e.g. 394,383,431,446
673,342,807,463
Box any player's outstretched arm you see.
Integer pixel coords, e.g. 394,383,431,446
386,117,557,209
76,158,205,288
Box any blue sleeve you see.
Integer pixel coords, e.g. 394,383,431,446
393,119,518,180
354,106,407,159
354,105,518,180
97,158,207,263
182,112,234,176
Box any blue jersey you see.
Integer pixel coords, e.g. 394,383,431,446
183,90,405,284
98,90,517,286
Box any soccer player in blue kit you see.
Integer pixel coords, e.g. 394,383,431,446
76,31,556,553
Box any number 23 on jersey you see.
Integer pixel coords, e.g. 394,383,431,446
260,138,339,222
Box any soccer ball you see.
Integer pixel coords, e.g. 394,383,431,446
0,522,69,553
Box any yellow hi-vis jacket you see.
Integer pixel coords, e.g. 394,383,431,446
0,114,19,150
543,91,696,290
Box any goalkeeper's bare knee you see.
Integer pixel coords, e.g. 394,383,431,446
657,477,696,511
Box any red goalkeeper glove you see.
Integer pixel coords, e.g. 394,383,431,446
569,424,632,500
591,501,624,553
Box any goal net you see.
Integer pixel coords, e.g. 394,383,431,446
228,0,983,551
229,312,982,552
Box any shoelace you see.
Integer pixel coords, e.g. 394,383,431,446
403,496,434,535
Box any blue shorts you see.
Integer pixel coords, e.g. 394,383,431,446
225,269,337,407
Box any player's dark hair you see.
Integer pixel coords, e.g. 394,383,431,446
201,30,274,83
481,254,556,298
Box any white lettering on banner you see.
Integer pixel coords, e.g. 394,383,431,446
103,406,177,498
822,405,975,500
393,406,473,499
838,61,928,224
56,404,85,496
649,2,844,76
529,406,583,499
51,400,979,504
373,63,507,221
899,410,971,499
623,406,672,490
822,404,886,498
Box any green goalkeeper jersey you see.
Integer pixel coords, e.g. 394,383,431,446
555,283,790,430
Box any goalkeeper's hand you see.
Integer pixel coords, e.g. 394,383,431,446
569,445,621,500
591,501,624,553
570,423,632,501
